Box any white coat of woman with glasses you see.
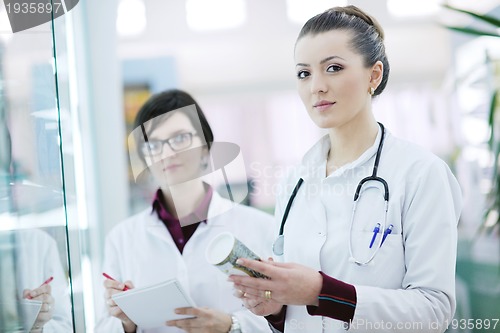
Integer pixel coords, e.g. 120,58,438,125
95,89,274,333
229,5,462,333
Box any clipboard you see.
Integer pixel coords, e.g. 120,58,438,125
112,279,196,329
21,299,43,331
0,300,43,331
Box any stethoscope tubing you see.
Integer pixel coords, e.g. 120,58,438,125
278,178,304,236
273,123,389,265
273,178,304,256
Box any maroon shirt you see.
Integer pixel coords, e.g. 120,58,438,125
266,272,357,331
151,186,213,253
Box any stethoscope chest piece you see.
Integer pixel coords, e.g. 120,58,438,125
273,178,304,257
273,235,284,256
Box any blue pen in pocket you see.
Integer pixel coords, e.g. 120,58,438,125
381,224,394,246
369,223,381,248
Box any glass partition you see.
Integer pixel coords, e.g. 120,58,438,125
0,2,76,332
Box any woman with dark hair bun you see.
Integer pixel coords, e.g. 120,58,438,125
96,89,274,333
230,6,462,333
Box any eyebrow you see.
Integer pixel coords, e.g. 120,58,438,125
296,55,345,67
148,129,192,141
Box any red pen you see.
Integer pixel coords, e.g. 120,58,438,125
102,273,130,291
40,276,54,286
27,276,53,299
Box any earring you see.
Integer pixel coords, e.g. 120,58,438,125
370,87,375,96
200,155,209,170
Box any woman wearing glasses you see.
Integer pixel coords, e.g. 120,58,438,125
96,89,273,333
229,5,462,333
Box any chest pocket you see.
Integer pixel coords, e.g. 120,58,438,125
347,230,404,287
347,201,405,288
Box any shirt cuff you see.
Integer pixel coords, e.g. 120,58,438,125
306,271,357,323
265,305,287,332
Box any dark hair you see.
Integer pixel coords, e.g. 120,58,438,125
133,89,214,150
297,5,390,96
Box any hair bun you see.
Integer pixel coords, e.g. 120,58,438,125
329,5,385,40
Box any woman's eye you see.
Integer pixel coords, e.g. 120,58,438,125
141,142,161,154
150,142,161,149
173,134,186,143
296,70,310,79
327,65,343,73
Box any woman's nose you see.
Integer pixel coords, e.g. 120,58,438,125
310,73,328,94
160,142,177,160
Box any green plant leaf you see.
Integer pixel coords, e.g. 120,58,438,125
492,140,500,191
443,5,500,236
488,91,498,149
443,4,500,27
446,26,500,38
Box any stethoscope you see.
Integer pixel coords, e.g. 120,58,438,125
272,123,389,266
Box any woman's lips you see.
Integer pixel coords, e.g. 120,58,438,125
163,164,181,172
313,100,335,111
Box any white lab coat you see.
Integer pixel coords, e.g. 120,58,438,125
95,191,274,333
275,128,462,333
12,229,73,332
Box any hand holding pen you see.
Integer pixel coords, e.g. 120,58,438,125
25,276,53,300
103,273,130,291
23,276,55,331
102,273,136,332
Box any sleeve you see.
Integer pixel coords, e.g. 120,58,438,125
94,232,128,333
39,236,73,333
349,159,462,332
306,272,356,322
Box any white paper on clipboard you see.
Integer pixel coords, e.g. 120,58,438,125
112,279,196,329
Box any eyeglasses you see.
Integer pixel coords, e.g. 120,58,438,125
141,132,197,156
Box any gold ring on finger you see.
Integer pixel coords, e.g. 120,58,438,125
264,290,272,300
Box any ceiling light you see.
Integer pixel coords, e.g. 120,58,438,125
116,0,147,38
0,3,13,43
387,0,441,18
286,0,347,25
186,0,246,32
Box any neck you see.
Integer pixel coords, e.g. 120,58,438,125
326,113,379,174
160,180,206,219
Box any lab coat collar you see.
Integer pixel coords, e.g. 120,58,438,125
299,125,383,182
206,191,237,226
145,190,235,245
151,186,213,226
145,190,233,227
